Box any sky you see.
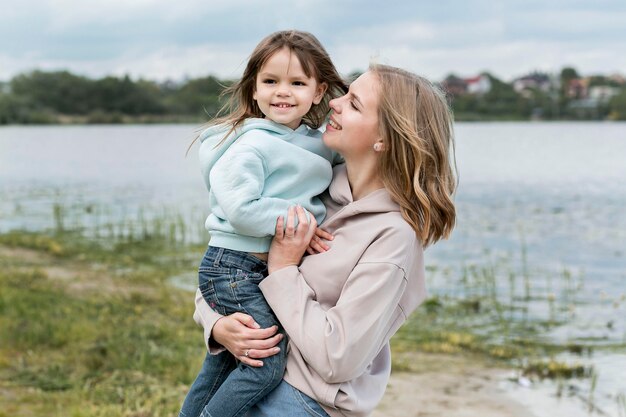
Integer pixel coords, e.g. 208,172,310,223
1,0,625,83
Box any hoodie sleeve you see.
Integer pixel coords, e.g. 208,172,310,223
210,144,294,237
259,232,414,384
193,289,227,354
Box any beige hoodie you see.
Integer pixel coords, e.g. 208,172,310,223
193,164,427,417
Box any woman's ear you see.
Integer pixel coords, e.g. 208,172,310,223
313,82,328,105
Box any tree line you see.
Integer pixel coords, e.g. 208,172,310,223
0,69,625,124
0,70,226,124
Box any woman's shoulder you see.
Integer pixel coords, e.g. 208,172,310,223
373,212,420,249
344,209,422,271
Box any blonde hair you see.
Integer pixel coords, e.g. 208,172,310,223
371,64,457,246
190,30,347,150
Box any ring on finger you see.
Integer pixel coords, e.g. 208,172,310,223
244,349,250,358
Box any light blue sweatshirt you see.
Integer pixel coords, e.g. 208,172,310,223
198,118,341,253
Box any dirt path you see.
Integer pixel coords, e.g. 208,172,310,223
373,351,602,417
373,353,529,417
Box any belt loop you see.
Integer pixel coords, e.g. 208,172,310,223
213,247,224,267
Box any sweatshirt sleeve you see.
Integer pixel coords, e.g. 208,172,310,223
259,261,408,384
210,144,294,237
192,289,227,354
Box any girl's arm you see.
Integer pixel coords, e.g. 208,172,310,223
211,145,308,237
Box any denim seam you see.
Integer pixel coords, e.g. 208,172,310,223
227,274,241,311
212,247,224,267
231,272,263,315
230,366,279,416
291,385,328,417
200,354,234,414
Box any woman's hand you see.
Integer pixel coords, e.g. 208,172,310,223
212,313,284,367
268,205,317,274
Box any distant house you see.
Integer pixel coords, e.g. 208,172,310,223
588,86,620,103
513,72,553,93
441,75,468,97
566,78,589,99
568,98,602,119
465,75,491,95
569,98,598,109
441,74,491,96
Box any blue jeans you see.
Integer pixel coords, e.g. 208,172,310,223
179,246,288,417
245,380,330,417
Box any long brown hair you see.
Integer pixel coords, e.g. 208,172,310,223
372,64,457,246
190,30,347,151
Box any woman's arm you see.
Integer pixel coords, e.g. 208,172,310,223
261,263,406,383
264,207,411,383
192,288,226,354
193,289,284,367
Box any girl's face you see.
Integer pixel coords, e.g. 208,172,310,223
323,71,380,157
253,47,327,130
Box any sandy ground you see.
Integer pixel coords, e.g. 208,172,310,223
372,352,595,417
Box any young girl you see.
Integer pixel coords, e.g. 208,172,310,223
178,30,347,417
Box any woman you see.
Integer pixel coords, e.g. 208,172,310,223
192,64,457,417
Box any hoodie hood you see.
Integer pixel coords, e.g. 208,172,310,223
198,118,309,181
325,164,400,227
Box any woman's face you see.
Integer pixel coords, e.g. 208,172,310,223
323,71,380,158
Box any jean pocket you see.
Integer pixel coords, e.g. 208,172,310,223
230,270,265,304
198,268,229,315
231,268,264,284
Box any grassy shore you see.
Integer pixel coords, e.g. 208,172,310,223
0,229,614,416
0,231,207,416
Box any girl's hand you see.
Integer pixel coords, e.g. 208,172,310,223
212,313,283,368
268,205,317,274
306,228,334,255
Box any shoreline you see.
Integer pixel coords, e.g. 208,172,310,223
1,230,623,416
375,352,601,417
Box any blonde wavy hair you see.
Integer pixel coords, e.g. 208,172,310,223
372,64,457,246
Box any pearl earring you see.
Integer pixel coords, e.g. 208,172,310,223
373,143,382,152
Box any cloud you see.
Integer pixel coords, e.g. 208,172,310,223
506,9,626,42
0,0,623,82
0,42,253,81
108,43,253,81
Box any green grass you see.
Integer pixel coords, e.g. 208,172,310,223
2,227,623,415
0,231,206,416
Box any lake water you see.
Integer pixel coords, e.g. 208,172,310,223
1,122,625,415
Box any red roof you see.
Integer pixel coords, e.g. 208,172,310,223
464,75,483,84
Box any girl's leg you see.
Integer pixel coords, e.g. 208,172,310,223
246,380,330,417
178,347,237,417
180,246,236,417
200,270,287,417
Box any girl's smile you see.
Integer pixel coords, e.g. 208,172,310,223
253,47,326,130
